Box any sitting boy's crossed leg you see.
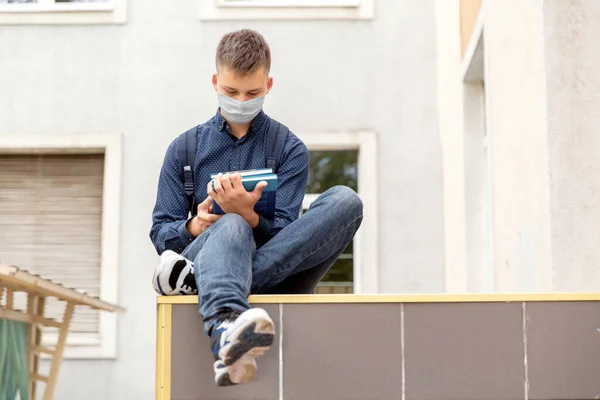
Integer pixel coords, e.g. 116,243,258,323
152,185,363,386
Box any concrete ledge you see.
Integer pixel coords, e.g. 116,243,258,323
156,295,600,400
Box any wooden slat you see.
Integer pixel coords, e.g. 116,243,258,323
33,346,56,356
0,307,34,325
34,315,61,329
44,302,75,400
0,304,62,328
28,294,43,400
0,264,123,312
31,373,49,383
6,287,13,309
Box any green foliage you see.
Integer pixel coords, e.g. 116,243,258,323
0,319,29,400
306,150,358,193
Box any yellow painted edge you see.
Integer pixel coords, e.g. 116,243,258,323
155,303,172,400
163,304,172,400
157,292,600,305
155,304,163,400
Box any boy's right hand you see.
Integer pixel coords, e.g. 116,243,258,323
186,196,222,237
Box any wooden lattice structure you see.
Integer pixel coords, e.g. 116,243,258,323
0,263,124,400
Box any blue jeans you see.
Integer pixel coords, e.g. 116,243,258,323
181,185,363,334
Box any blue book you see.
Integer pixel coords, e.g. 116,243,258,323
210,169,278,220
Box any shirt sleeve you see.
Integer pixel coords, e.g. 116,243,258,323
149,139,195,254
254,134,309,245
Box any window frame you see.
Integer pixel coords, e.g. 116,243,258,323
303,155,357,291
295,131,378,294
0,0,126,25
199,0,373,20
0,134,122,359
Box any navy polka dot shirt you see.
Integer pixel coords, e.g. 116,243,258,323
149,108,309,254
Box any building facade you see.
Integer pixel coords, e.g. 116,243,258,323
0,0,443,398
4,0,599,397
438,0,600,293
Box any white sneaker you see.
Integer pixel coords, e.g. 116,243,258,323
210,308,276,386
152,250,197,295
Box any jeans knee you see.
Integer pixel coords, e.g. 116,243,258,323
324,185,363,217
213,213,253,242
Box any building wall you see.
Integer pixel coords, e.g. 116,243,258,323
436,0,553,293
483,0,553,292
439,0,600,294
0,0,443,398
435,0,467,292
543,0,600,291
372,0,444,294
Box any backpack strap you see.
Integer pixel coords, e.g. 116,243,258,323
177,127,198,217
265,120,290,173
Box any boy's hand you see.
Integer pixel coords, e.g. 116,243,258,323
207,172,267,226
186,196,221,237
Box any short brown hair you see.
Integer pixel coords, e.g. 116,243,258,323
216,29,271,76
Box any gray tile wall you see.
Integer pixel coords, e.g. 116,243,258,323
281,304,403,400
526,302,600,400
403,302,524,400
168,301,600,400
170,304,280,400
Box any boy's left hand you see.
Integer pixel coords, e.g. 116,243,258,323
207,172,267,222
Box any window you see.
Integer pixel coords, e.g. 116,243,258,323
199,0,373,20
1,154,104,345
0,0,126,25
0,134,122,358
294,131,378,293
304,150,358,294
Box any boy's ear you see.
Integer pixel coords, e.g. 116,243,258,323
266,76,273,93
212,73,218,91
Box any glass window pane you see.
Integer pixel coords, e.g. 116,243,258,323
321,258,353,282
306,150,358,193
342,240,353,254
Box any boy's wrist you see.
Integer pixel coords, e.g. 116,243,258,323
186,217,200,237
241,211,260,228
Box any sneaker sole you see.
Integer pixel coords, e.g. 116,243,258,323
224,321,275,365
214,356,257,386
218,311,275,384
152,258,168,295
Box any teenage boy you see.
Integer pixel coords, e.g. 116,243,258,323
150,29,363,386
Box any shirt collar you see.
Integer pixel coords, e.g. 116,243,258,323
214,108,269,136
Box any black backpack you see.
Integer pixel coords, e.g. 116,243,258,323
177,119,290,217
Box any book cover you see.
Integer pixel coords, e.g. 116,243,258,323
210,169,278,220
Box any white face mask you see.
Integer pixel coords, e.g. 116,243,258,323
218,92,265,124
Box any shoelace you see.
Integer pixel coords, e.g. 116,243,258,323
206,308,242,337
210,309,242,350
215,309,242,324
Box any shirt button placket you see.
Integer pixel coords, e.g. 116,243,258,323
231,143,239,171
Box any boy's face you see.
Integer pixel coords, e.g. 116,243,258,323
212,67,273,103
